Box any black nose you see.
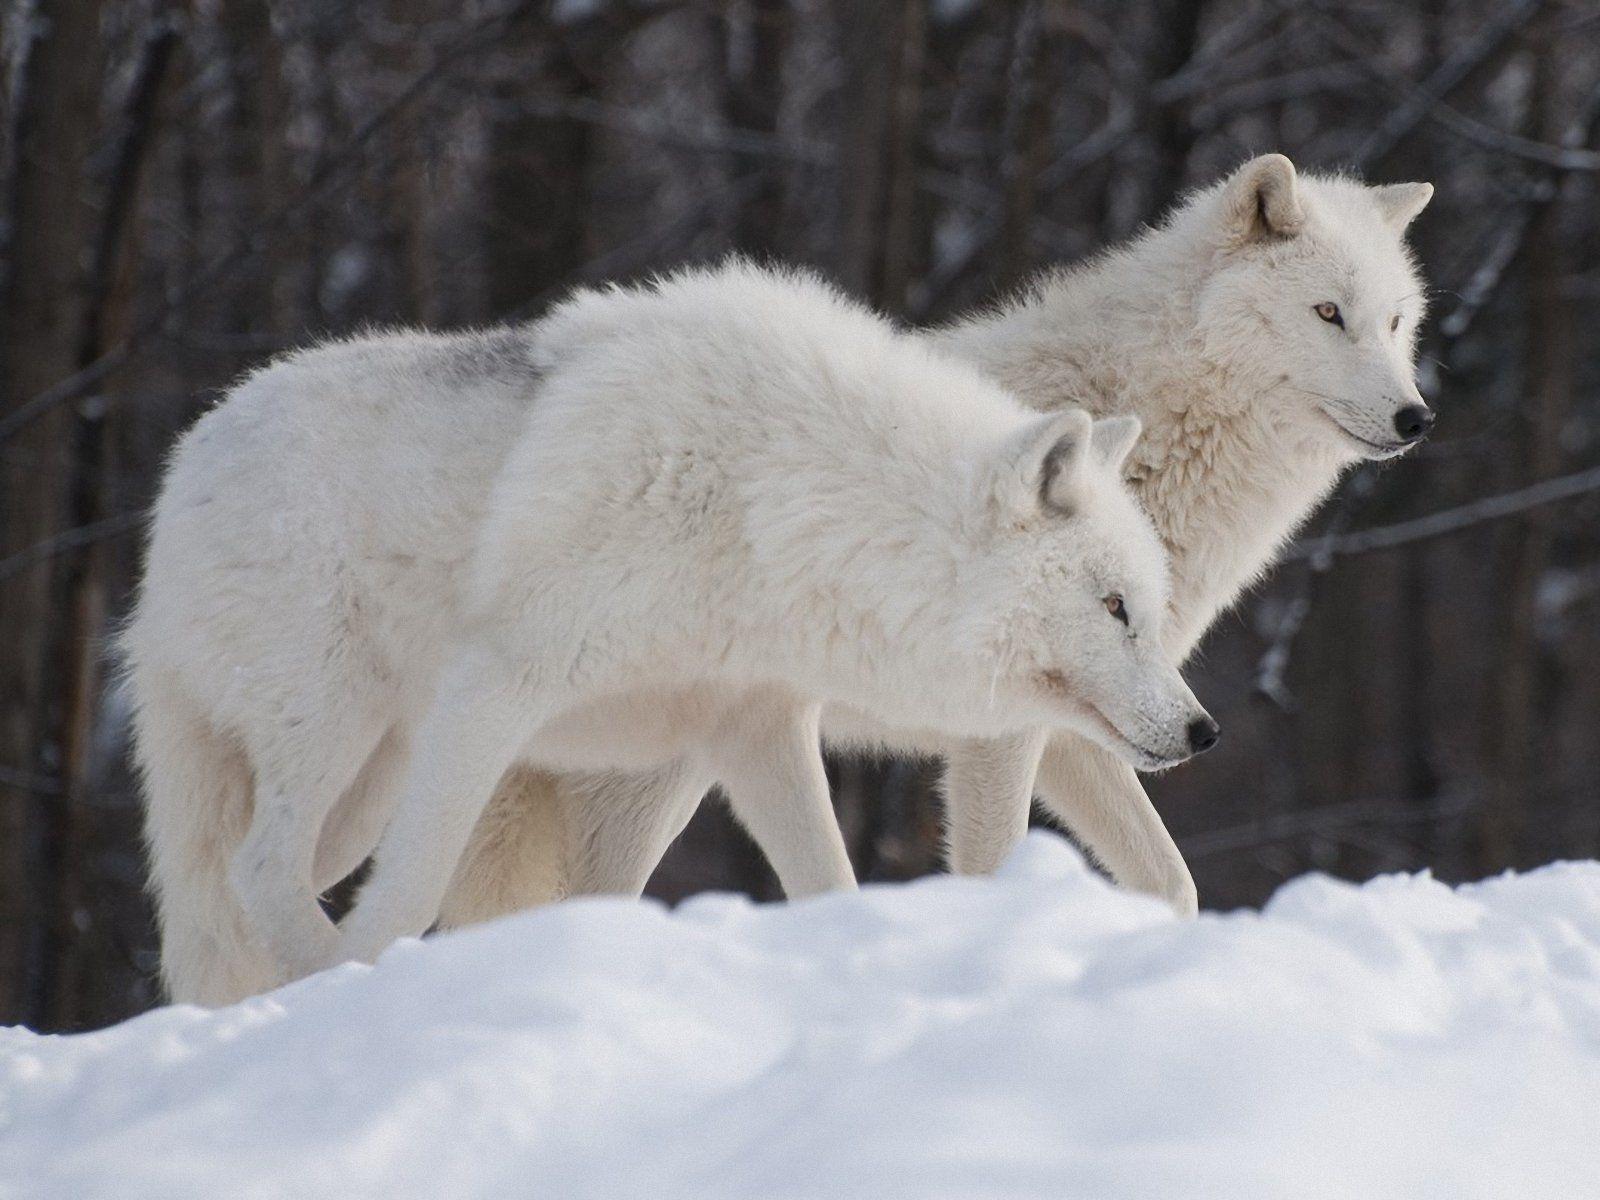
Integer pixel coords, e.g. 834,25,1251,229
1187,717,1220,755
1393,404,1435,442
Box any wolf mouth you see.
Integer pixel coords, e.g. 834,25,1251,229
1319,411,1410,459
1076,699,1182,771
1109,730,1188,773
1039,672,1184,771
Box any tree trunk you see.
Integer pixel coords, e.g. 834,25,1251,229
485,30,595,316
832,0,925,312
718,0,791,257
0,0,109,1028
995,1,1053,289
1476,32,1575,873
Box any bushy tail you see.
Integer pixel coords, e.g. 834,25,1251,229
128,669,278,1006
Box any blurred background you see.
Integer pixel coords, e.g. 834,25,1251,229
3,0,1598,1032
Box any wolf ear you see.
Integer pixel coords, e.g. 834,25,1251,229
1221,153,1304,244
994,409,1093,517
1089,415,1141,473
1371,181,1433,231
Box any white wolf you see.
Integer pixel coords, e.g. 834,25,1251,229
124,262,1214,1003
443,153,1434,923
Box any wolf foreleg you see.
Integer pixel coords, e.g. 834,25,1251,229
941,728,1049,875
711,693,857,898
1032,730,1197,916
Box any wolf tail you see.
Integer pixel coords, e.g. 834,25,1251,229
127,666,278,1006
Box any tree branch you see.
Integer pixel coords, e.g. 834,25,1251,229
0,511,144,587
1282,462,1600,562
1345,0,1544,169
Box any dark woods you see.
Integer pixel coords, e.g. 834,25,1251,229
2,0,1598,1031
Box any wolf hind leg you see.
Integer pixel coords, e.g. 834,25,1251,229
565,761,715,896
436,765,571,929
132,670,281,1005
437,761,714,930
308,746,724,950
338,646,563,965
312,727,410,894
230,712,388,983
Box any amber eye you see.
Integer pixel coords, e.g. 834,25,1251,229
1314,302,1344,327
1104,594,1128,625
1390,314,1401,334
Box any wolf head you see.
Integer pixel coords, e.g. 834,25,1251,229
973,409,1216,771
1190,153,1435,459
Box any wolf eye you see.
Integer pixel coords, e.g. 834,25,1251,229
1390,314,1401,334
1103,594,1128,625
1314,302,1344,328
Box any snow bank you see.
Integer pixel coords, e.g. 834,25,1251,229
4,834,1599,1200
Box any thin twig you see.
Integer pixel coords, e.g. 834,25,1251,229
1180,791,1478,862
0,511,145,586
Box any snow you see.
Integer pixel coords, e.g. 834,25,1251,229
4,833,1600,1200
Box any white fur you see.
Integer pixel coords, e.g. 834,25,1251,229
123,262,1207,1003
450,154,1435,923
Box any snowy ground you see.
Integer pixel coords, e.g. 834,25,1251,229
3,834,1599,1200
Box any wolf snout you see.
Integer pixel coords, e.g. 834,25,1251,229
1186,715,1220,756
1393,403,1435,443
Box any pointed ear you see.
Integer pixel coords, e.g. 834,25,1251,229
1371,181,1433,231
993,409,1093,517
1089,415,1141,473
1220,153,1304,244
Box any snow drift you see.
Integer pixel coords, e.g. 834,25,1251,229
3,833,1599,1200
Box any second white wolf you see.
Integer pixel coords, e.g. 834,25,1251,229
451,153,1435,924
125,262,1213,1002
